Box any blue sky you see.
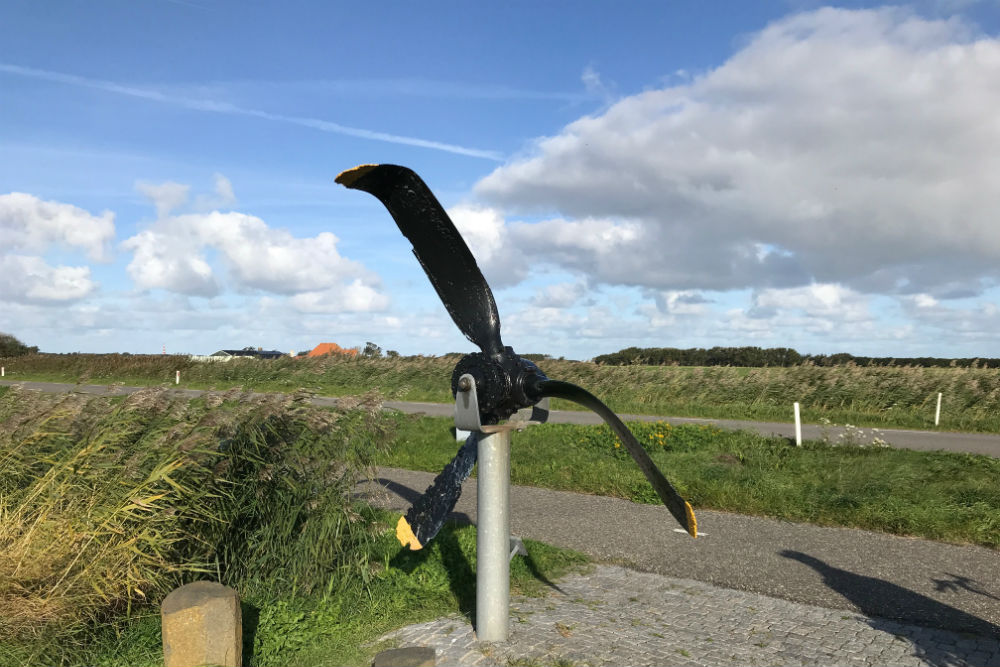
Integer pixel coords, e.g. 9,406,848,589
4,1,1000,359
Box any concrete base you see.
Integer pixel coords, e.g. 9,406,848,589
161,581,242,667
372,646,436,666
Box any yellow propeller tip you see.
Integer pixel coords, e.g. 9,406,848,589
395,516,423,551
335,164,380,187
685,501,697,538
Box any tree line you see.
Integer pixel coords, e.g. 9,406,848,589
592,346,1000,368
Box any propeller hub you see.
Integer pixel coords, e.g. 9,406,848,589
451,349,547,425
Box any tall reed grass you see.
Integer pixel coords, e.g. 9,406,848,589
4,353,999,431
0,385,393,652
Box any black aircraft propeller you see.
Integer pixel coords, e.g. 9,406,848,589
336,164,697,549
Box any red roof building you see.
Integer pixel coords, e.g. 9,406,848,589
307,342,359,358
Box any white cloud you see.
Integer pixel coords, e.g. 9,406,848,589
897,290,1000,344
500,282,895,358
474,8,1000,299
648,290,710,315
531,281,588,308
747,283,873,325
0,192,112,305
0,255,97,303
290,280,389,313
135,181,190,218
121,228,219,296
448,204,529,287
448,206,646,287
212,173,235,206
0,192,115,261
581,65,614,103
193,173,236,210
123,177,387,311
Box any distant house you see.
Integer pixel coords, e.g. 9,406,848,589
210,346,287,360
307,342,359,358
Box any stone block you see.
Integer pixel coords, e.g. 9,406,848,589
371,646,436,667
161,581,242,667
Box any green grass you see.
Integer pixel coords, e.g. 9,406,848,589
0,387,589,666
0,520,588,667
5,353,1000,432
380,414,1000,548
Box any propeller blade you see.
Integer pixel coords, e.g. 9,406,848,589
530,379,697,537
396,432,479,550
336,164,503,357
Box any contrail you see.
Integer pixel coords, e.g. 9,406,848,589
0,63,503,161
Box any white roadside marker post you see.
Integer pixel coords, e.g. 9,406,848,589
175,370,180,385
935,392,942,427
1,367,4,377
794,402,802,446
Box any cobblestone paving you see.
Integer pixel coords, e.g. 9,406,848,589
380,565,1000,666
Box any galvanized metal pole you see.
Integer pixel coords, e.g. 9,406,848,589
476,428,510,642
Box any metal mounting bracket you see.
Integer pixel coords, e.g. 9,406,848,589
510,398,550,426
455,373,483,432
455,375,551,434
509,535,527,562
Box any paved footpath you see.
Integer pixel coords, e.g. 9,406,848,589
382,566,999,666
359,468,1000,666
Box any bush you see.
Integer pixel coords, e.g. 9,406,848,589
0,333,38,357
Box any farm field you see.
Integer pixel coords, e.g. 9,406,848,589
3,352,1000,432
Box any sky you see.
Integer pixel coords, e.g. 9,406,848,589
4,1,1000,360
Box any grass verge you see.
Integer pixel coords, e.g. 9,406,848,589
22,520,588,667
381,414,1000,548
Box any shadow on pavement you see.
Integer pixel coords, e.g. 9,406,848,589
932,573,1000,601
781,550,999,666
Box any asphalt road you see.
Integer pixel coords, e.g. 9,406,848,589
2,379,998,457
358,467,1000,638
